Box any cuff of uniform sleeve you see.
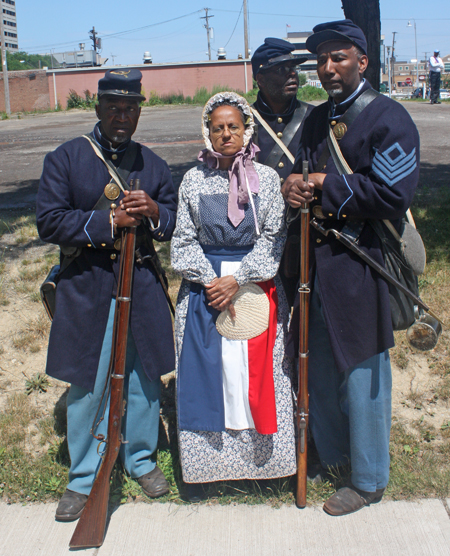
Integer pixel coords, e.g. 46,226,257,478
146,203,171,241
321,174,353,219
83,210,115,248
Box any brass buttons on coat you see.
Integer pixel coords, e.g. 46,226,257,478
277,132,283,138
110,253,117,260
278,162,284,168
277,117,283,123
111,154,118,161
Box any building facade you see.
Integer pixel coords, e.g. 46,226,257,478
2,0,18,50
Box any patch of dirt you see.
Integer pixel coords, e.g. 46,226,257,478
0,232,69,439
392,352,449,441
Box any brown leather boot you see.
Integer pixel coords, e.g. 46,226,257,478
137,466,169,498
323,483,385,516
55,489,88,522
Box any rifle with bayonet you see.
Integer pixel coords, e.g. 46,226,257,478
296,161,311,509
70,179,140,549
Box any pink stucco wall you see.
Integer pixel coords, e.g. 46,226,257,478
47,61,253,109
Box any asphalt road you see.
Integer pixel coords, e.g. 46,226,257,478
0,101,449,210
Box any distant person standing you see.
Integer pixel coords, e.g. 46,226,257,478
428,49,444,104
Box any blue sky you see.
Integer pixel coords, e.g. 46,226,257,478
17,1,450,66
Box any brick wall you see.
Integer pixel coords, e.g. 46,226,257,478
0,69,50,113
0,61,253,113
48,61,253,109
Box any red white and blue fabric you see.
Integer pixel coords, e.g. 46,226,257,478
177,245,278,435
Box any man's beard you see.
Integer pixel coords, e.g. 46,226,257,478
110,134,129,144
327,88,344,98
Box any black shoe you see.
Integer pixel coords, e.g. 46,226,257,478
186,483,206,503
137,466,170,498
323,483,385,516
55,489,88,522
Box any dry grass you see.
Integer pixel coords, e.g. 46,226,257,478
12,313,50,353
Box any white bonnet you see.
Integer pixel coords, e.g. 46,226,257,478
201,91,255,151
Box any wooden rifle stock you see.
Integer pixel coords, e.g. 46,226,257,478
70,179,140,548
296,161,310,509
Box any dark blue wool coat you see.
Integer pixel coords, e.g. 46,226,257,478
291,82,420,372
37,134,177,391
253,93,313,182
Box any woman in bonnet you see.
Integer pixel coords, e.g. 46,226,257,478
171,92,296,500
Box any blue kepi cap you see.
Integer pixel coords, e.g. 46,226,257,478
306,19,367,55
98,69,146,101
251,37,307,78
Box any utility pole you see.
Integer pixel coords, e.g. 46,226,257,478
201,8,213,61
391,32,397,91
243,0,249,59
386,46,392,98
89,27,98,53
0,18,11,115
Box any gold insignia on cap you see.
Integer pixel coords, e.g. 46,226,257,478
104,182,120,201
111,70,131,77
312,205,326,219
121,90,128,94
333,122,347,140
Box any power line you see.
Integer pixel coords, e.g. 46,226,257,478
213,8,450,21
25,10,203,52
224,2,243,47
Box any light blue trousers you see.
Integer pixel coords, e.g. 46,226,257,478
67,299,161,495
308,282,392,492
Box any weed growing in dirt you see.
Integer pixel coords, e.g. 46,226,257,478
24,372,50,395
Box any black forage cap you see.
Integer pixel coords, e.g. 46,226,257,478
251,38,307,78
98,68,146,101
306,19,368,55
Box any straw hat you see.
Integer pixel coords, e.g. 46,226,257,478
216,283,270,340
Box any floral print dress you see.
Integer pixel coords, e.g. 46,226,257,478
170,161,297,483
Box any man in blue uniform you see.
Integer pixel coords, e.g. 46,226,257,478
282,21,420,515
251,38,313,304
37,69,177,521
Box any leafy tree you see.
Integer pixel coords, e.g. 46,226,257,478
5,51,56,71
341,0,381,91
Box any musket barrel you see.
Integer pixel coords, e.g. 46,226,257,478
296,161,310,509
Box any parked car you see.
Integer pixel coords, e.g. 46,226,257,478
439,89,450,99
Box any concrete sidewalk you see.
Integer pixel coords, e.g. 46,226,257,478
1,499,449,556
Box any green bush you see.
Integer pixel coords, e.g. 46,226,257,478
297,85,328,101
66,89,97,110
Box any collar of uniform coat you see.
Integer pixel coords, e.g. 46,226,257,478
254,91,298,120
328,78,370,121
93,121,130,154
